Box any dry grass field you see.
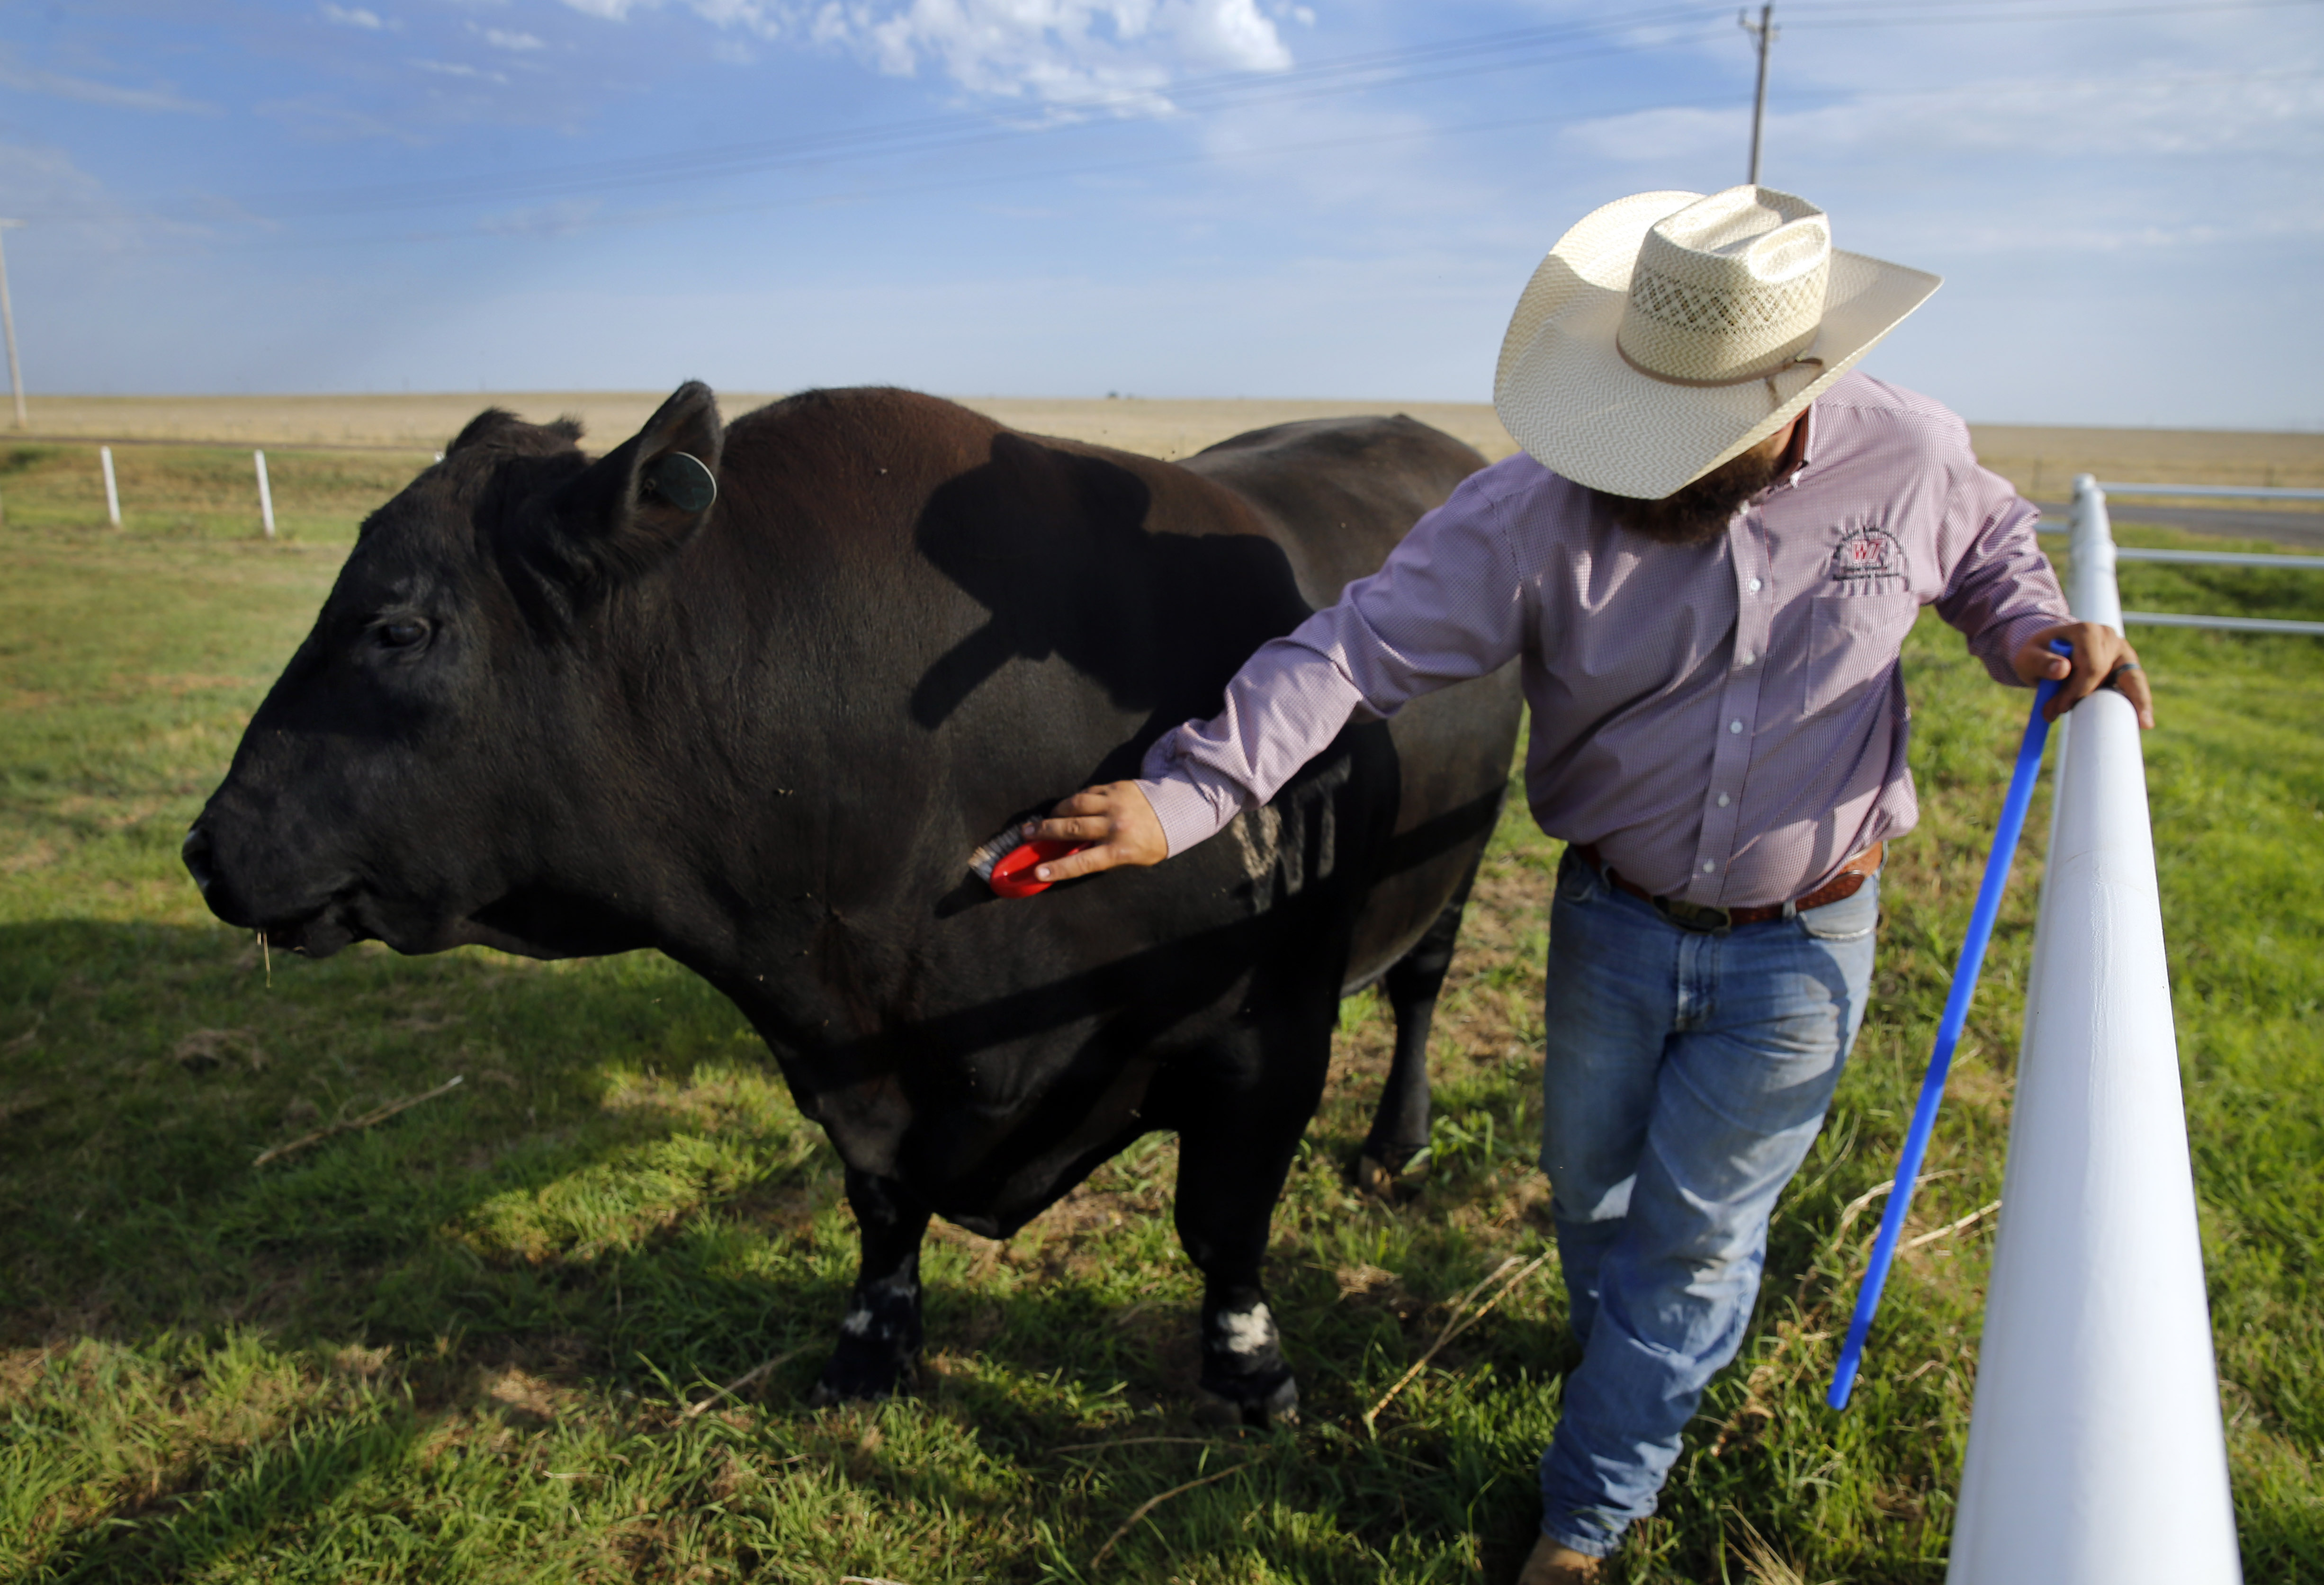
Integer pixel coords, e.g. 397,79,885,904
1966,423,2324,504
12,392,1521,469
23,390,2324,501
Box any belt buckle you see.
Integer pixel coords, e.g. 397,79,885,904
1657,898,1732,933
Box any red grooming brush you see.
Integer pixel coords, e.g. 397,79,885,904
986,839,1089,898
966,824,1094,899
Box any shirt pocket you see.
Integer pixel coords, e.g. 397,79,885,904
1804,591,1920,716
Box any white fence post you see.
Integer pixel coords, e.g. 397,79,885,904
254,450,276,539
1945,475,2241,1583
100,445,120,528
2064,473,2122,631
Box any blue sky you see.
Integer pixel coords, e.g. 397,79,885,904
4,0,2321,426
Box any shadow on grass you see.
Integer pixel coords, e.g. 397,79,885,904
2,919,835,1361
15,908,2302,1582
37,1412,431,1584
2,917,1593,1579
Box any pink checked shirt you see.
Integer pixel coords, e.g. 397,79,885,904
1137,373,2070,909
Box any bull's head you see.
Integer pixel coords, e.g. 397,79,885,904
183,382,725,960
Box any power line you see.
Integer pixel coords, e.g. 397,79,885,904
72,64,2324,259
19,0,2320,232
177,6,1724,225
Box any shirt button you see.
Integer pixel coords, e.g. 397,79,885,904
1717,793,1731,807
1738,649,1756,666
1729,719,1743,734
1747,577,1763,592
1702,860,1716,873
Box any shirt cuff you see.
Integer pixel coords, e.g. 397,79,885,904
1134,770,1250,859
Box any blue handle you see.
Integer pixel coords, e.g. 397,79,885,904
1827,642,2070,1410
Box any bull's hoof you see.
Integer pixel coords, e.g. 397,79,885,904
810,1278,924,1406
1194,1373,1299,1431
1351,1146,1430,1200
808,1349,915,1407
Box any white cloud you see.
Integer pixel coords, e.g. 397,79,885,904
477,197,605,234
556,0,787,38
1189,97,1492,225
0,141,122,224
411,58,511,83
1933,68,2324,159
1561,66,2324,166
481,27,549,50
259,92,431,144
0,47,216,114
0,139,233,255
320,4,390,30
546,0,1292,106
821,0,1293,107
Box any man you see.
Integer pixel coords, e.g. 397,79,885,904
1022,186,2151,1581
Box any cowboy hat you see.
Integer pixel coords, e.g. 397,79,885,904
1494,185,1941,499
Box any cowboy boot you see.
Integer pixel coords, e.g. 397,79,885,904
1515,1534,1603,1585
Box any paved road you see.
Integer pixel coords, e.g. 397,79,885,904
2035,502,2324,553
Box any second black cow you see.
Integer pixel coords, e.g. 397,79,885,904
184,383,1523,1424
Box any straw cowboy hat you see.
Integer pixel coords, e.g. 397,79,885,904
1494,185,1942,500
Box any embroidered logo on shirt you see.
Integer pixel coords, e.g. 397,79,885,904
1828,523,1904,582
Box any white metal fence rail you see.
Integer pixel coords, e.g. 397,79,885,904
1945,481,2243,1583
2039,475,2324,636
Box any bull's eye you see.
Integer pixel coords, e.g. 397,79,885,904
376,617,431,650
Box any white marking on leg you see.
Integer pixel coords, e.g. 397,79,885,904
840,1305,874,1337
1215,1301,1276,1356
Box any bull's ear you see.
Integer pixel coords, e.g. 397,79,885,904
540,381,725,582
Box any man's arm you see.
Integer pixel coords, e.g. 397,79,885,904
1026,469,1535,883
1937,462,2155,729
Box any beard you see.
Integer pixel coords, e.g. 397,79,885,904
1591,443,1790,546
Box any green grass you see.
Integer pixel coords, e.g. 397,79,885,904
1,489,2319,1582
0,442,428,543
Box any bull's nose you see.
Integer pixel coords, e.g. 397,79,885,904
182,824,215,895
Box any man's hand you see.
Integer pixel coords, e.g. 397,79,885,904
1021,781,1169,883
2014,622,2155,728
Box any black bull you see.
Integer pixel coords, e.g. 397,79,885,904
184,382,1523,1424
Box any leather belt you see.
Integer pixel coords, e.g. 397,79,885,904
1570,840,1884,932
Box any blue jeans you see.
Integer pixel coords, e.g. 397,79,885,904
1537,849,1879,1558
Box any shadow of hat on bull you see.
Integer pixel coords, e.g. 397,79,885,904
1029,183,2149,1585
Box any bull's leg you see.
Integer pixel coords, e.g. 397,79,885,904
810,1166,932,1405
1172,1018,1331,1430
1355,856,1483,1196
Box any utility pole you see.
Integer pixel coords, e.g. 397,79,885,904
1740,5,1777,187
0,221,24,430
